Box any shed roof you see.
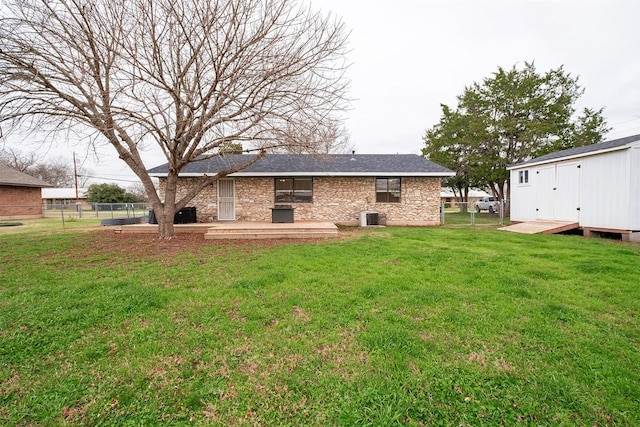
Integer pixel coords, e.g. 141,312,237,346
0,163,52,188
508,134,640,169
148,154,455,177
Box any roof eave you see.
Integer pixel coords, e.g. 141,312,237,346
507,143,633,170
150,171,455,178
0,181,53,188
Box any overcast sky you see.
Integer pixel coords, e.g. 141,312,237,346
320,0,640,149
4,0,640,186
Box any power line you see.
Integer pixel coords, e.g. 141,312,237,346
79,174,146,183
610,116,640,126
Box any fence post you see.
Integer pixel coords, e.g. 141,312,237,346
440,202,445,225
59,203,65,228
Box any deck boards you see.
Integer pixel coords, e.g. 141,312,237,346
499,220,579,235
113,221,339,239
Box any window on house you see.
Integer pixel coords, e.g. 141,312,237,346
376,178,401,203
519,170,529,184
274,178,313,203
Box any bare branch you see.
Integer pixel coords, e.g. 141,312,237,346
0,0,350,237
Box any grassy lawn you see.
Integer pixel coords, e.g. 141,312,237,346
0,218,103,235
1,224,638,425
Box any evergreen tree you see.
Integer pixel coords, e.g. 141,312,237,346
423,62,610,212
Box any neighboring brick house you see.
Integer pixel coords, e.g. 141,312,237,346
0,163,52,219
148,154,454,226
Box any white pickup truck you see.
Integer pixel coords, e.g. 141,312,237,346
473,196,500,213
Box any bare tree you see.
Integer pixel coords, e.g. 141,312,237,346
0,0,350,237
0,147,81,186
0,147,40,173
30,160,74,187
127,181,153,203
279,121,355,154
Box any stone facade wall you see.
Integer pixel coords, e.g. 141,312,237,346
160,176,442,225
0,186,44,219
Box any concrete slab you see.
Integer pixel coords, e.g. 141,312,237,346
499,220,579,235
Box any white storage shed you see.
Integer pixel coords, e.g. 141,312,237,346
508,134,640,242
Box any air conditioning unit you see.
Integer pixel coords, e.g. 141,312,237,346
359,210,379,227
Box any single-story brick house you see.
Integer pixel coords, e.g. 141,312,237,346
148,154,454,226
41,187,89,207
0,163,52,219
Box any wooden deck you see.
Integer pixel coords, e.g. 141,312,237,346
499,220,579,235
113,221,339,239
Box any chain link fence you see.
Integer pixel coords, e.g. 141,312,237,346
440,201,507,226
4,201,508,227
42,202,151,219
0,203,150,221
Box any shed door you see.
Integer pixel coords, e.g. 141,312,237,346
536,162,581,221
217,179,235,221
555,162,581,221
537,166,556,220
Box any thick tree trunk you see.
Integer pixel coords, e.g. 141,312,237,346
158,212,175,238
490,180,510,218
461,186,469,212
155,172,179,239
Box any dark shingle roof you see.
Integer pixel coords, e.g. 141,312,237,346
510,134,640,169
0,163,52,188
148,154,454,177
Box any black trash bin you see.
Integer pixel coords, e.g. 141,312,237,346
174,207,197,224
271,205,294,223
148,207,197,224
148,209,157,224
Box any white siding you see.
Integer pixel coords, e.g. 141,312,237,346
510,140,640,231
580,150,631,229
509,169,536,221
511,163,580,223
631,148,640,230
